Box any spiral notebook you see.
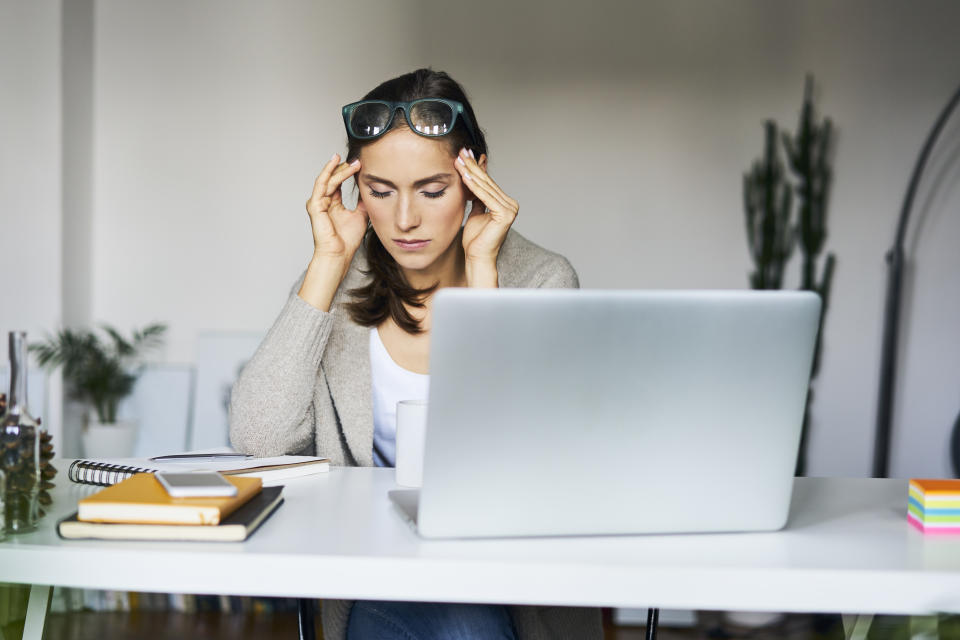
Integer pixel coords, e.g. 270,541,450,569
68,450,329,487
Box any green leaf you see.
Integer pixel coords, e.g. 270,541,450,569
28,323,167,419
102,325,134,357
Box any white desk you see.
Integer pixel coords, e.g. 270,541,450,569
2,465,960,639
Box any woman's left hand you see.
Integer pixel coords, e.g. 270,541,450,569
455,148,518,277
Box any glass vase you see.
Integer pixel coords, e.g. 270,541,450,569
1,332,41,534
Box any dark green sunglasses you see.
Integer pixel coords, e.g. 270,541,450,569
342,98,478,145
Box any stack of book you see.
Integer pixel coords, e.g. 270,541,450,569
58,473,284,542
908,478,960,535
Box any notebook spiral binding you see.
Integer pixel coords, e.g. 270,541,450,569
68,460,155,486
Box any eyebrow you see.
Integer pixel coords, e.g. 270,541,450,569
361,173,453,189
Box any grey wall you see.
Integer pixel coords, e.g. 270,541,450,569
2,0,959,473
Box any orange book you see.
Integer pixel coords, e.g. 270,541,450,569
78,473,262,525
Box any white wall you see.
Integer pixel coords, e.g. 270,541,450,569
0,0,63,444
413,0,960,479
0,1,61,338
91,0,425,361
7,0,960,474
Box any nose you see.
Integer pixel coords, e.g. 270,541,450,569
395,194,420,232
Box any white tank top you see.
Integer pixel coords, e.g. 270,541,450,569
369,328,429,467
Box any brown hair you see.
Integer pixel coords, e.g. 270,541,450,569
343,68,488,334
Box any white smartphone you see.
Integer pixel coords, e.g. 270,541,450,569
155,471,238,498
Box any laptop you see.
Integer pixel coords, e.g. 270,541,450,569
389,289,821,538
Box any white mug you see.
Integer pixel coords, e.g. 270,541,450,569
395,399,428,487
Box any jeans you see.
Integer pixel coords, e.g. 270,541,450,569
346,600,518,640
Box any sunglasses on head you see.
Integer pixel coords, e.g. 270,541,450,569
342,98,478,146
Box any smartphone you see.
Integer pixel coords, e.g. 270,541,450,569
155,471,238,498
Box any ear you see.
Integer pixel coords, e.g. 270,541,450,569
477,153,488,172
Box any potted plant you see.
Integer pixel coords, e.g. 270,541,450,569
30,323,167,457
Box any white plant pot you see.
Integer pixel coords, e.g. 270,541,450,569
723,611,785,628
81,418,138,458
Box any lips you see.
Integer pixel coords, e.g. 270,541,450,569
393,239,431,251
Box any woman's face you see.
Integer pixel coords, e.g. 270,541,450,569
358,128,480,279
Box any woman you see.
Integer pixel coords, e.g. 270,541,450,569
230,68,601,640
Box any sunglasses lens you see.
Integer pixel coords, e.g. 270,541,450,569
409,100,455,136
350,103,392,138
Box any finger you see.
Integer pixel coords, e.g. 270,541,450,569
306,194,332,216
457,161,513,218
309,200,336,236
466,197,487,222
456,151,512,211
455,155,506,207
310,153,342,202
475,166,517,211
324,159,362,198
355,198,370,222
458,148,505,194
459,170,510,220
331,190,368,219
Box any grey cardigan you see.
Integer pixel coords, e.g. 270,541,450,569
229,229,602,640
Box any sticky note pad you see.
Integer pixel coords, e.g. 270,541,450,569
908,479,960,535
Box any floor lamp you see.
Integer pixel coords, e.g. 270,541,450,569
873,80,960,478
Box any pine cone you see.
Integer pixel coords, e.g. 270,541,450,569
1,431,35,527
38,430,56,514
0,425,55,523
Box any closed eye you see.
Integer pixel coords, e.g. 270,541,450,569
423,188,447,199
368,189,391,199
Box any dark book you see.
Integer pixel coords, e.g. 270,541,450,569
58,486,284,542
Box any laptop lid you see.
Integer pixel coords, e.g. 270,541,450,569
415,289,821,539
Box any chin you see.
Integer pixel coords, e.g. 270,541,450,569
392,252,438,273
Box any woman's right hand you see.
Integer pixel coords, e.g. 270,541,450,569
306,153,367,262
298,153,367,311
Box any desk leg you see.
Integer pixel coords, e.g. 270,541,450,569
645,608,659,640
297,598,316,640
22,585,51,640
841,613,873,640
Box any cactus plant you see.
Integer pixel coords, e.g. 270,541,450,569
782,75,836,379
743,76,836,477
744,120,795,290
782,76,836,477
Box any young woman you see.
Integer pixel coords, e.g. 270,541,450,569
230,69,600,640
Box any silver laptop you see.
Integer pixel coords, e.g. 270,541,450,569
390,289,821,538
